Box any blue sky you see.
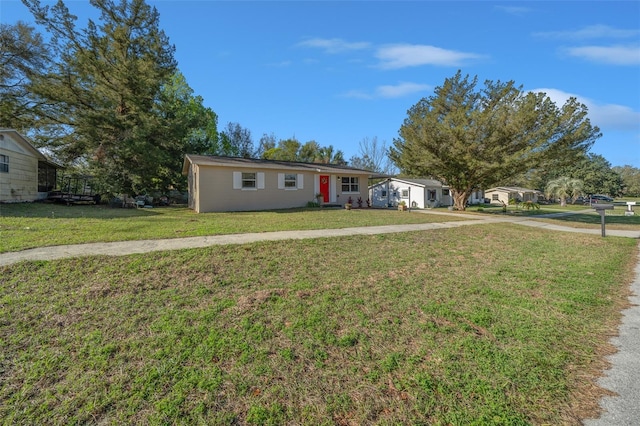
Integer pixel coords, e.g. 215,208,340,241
2,1,639,168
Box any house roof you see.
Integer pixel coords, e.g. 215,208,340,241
0,129,62,168
369,177,444,189
485,186,537,193
182,154,374,176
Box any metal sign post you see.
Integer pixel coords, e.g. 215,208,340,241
592,204,614,237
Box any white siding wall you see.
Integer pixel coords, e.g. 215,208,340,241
0,147,39,202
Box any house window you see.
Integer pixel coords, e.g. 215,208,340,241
492,194,499,201
443,189,449,196
401,189,409,198
242,172,256,188
284,174,297,188
381,190,387,197
428,190,436,201
0,155,8,173
341,177,359,192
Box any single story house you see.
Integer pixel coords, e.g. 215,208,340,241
369,178,450,208
182,155,373,213
369,177,485,208
484,186,540,205
0,129,60,203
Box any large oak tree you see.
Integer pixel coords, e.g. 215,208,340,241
390,71,601,210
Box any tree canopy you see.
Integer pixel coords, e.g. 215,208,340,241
260,136,346,165
0,21,51,130
390,71,601,210
20,0,218,195
613,165,640,197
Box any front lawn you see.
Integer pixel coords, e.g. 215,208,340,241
1,224,636,424
0,203,467,253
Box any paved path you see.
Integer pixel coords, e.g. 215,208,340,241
583,247,640,426
1,210,638,267
1,209,639,423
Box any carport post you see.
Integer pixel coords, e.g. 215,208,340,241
592,204,614,237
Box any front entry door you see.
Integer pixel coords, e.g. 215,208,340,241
319,175,330,202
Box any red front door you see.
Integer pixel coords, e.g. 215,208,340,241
319,175,330,202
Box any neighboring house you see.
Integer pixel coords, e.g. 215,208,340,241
0,129,60,203
466,189,486,205
182,155,373,213
369,178,450,208
484,186,540,205
369,177,484,208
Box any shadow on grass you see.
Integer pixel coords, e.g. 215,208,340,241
0,201,163,219
544,213,640,226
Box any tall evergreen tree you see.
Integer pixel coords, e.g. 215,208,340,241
22,0,187,194
390,71,600,210
0,21,51,130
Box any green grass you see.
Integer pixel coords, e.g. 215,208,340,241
463,203,640,231
0,203,466,253
1,224,636,425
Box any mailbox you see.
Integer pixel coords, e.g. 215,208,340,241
592,204,614,212
592,204,614,237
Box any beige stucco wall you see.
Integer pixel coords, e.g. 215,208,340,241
0,146,39,202
191,164,368,213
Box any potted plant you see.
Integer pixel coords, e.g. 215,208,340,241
345,196,353,210
398,200,407,211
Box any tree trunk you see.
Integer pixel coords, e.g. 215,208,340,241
560,197,567,207
452,189,472,211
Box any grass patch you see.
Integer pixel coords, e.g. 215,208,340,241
0,203,466,253
1,224,636,424
533,209,640,231
464,203,640,230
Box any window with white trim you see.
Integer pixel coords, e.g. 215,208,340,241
242,172,256,188
401,189,409,198
492,194,499,201
341,176,359,192
278,173,303,190
443,189,450,196
233,171,265,190
284,174,296,188
0,155,8,173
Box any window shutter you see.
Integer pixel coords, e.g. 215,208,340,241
278,173,285,189
297,174,304,189
233,171,242,189
257,172,265,189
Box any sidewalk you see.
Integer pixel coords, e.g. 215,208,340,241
1,210,638,267
583,247,640,426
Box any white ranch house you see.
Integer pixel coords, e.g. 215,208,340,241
368,177,485,209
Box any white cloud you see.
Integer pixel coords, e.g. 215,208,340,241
564,45,640,65
375,82,430,98
495,5,531,16
531,88,640,131
375,44,484,69
296,38,371,54
342,82,430,100
534,25,640,40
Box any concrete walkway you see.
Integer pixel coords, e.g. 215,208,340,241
1,209,639,423
1,210,638,267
